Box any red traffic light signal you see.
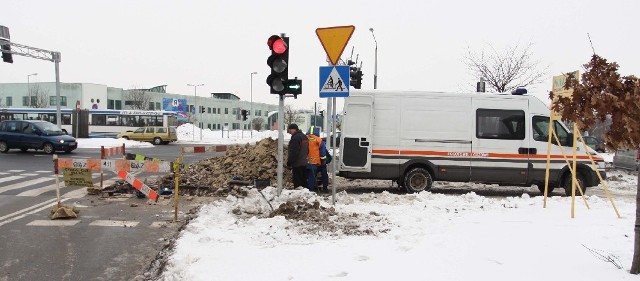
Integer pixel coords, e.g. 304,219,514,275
266,35,289,95
267,35,288,54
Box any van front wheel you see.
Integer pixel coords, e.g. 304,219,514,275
404,168,433,193
563,173,587,196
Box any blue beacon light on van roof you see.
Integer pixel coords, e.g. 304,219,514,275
511,88,528,95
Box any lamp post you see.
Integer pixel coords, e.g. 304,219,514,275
250,71,257,138
27,73,37,107
369,28,378,90
187,83,204,141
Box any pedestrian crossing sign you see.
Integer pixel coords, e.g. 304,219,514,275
319,65,350,98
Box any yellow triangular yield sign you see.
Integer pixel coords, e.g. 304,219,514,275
316,25,355,65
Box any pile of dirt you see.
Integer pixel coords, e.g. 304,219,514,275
162,138,294,196
269,199,392,236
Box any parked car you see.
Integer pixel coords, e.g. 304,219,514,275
613,149,639,171
116,126,177,145
0,120,77,154
582,136,606,153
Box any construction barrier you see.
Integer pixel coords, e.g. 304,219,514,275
181,145,227,154
125,152,160,161
117,170,159,202
100,144,126,187
57,158,172,173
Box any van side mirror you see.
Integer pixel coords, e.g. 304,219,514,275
563,133,574,147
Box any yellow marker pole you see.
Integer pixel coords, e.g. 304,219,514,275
173,156,180,223
543,114,556,208
570,126,580,218
551,131,590,209
575,133,621,218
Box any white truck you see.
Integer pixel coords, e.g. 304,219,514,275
337,90,606,195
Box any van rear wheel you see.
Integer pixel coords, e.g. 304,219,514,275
0,141,8,153
404,167,433,193
153,137,163,145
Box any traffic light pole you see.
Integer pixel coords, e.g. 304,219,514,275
1,41,63,128
276,94,285,195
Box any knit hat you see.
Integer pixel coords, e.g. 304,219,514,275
287,124,298,130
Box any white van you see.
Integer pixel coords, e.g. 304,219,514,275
338,90,606,195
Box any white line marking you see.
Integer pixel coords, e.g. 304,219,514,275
0,177,53,193
0,172,8,175
27,220,80,226
0,198,70,227
17,179,115,197
7,170,25,173
0,176,24,184
62,188,87,199
20,173,39,176
0,198,58,222
89,220,139,227
35,171,51,173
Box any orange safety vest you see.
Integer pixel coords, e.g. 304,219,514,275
307,133,322,165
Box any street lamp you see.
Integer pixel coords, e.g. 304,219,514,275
369,28,378,90
27,73,37,107
250,71,257,138
187,83,204,141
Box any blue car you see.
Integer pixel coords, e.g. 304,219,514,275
0,120,77,154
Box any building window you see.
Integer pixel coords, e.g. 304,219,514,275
208,107,211,114
225,108,229,114
115,100,122,110
49,96,67,106
23,96,37,106
148,103,155,110
107,99,114,109
156,102,160,110
6,97,12,106
476,109,525,140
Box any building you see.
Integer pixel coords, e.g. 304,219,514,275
0,82,279,131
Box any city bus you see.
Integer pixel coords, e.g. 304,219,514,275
0,108,177,135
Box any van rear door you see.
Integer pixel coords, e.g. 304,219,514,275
340,95,374,172
471,98,530,184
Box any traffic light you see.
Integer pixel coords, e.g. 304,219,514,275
266,35,289,95
241,109,248,121
285,78,302,98
319,110,324,118
349,66,363,89
1,42,12,63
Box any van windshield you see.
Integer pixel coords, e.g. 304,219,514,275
36,122,65,136
532,116,570,145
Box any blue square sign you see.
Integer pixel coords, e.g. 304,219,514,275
319,66,350,98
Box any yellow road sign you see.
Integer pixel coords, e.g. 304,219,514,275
316,25,355,65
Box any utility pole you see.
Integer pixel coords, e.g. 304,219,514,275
187,83,204,141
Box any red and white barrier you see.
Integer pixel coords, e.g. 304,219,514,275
181,145,227,154
101,144,126,159
117,171,159,202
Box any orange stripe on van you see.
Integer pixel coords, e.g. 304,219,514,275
372,149,603,161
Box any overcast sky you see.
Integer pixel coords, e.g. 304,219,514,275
2,0,639,110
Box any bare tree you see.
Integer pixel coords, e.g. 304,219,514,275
30,84,50,108
284,104,296,126
464,43,548,93
252,117,265,131
551,54,640,274
124,88,151,110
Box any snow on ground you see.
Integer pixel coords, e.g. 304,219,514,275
175,123,286,145
74,130,638,280
76,137,154,149
159,185,637,281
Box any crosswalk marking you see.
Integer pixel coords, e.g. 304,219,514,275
35,171,51,173
0,176,25,184
89,220,139,227
6,170,25,173
27,220,81,226
20,173,39,176
0,172,8,175
0,177,54,193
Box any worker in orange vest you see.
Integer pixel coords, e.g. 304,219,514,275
306,126,323,192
